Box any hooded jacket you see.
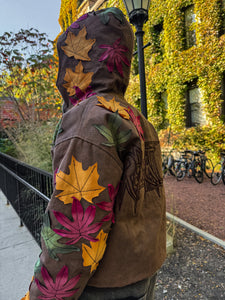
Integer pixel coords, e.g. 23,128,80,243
25,7,166,300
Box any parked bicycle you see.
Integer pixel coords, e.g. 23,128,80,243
174,150,193,181
193,150,214,183
174,149,213,183
211,152,225,185
161,150,177,177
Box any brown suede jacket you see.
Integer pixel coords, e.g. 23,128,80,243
23,7,166,300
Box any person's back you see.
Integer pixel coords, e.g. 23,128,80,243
22,7,166,300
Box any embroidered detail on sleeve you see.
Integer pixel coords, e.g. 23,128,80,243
41,213,80,261
94,111,131,150
127,107,144,141
63,62,94,97
97,96,129,119
99,7,124,25
35,265,81,300
96,183,120,223
56,156,105,204
53,197,102,244
82,230,108,273
99,38,130,77
62,27,96,61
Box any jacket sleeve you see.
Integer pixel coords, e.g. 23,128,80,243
26,136,123,300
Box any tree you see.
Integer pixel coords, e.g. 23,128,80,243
0,28,62,169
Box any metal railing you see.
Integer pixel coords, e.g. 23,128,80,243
0,152,52,246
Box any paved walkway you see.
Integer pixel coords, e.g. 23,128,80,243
0,190,40,300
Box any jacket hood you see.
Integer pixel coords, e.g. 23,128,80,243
56,7,134,112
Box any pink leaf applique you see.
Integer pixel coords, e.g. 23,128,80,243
69,86,96,106
66,13,89,34
127,107,144,141
35,265,80,300
99,38,130,77
53,197,102,244
97,183,120,223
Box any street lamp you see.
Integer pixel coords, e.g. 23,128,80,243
123,0,150,119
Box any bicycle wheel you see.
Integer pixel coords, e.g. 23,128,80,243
204,158,213,179
193,161,203,183
211,163,222,185
175,161,186,181
222,167,225,185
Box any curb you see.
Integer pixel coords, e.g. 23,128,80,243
166,212,225,250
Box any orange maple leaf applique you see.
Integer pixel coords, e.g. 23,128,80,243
97,96,129,119
82,230,108,273
61,27,96,61
56,156,105,205
63,61,94,96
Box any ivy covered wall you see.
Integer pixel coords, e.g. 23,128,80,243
59,0,225,159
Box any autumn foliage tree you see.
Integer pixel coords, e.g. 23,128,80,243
0,28,62,169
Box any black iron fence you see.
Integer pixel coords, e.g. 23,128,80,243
0,152,52,246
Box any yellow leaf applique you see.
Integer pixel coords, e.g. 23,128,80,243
21,291,29,300
63,61,94,96
56,156,105,204
61,27,96,61
97,96,129,119
82,230,108,273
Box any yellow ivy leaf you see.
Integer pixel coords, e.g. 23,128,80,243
63,61,94,96
61,27,96,61
97,96,129,119
82,230,108,273
56,156,105,204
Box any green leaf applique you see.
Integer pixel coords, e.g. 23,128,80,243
34,257,42,276
41,213,80,261
99,7,124,25
94,111,131,150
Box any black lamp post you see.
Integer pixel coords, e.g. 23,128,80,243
123,0,150,119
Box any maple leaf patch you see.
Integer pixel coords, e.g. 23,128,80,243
82,230,108,273
56,156,105,204
62,27,96,61
53,197,102,244
63,61,94,96
35,265,80,300
97,96,129,119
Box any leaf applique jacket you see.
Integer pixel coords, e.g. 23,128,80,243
25,7,166,300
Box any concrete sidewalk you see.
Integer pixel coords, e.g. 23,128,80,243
0,190,40,300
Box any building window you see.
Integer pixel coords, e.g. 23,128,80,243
159,91,169,128
152,21,164,53
184,5,196,49
219,0,225,36
186,81,206,127
221,73,225,121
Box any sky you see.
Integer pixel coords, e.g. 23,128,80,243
0,0,62,40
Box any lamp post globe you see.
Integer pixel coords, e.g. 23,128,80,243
123,0,150,119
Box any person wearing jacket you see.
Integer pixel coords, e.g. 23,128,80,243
22,7,166,300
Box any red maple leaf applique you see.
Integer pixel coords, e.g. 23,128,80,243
96,183,120,223
69,86,96,106
127,107,144,141
99,38,130,77
35,265,80,300
53,197,102,244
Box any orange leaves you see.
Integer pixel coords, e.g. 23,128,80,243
97,96,129,119
61,27,95,61
82,230,108,273
56,156,105,204
21,291,30,300
63,62,93,96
